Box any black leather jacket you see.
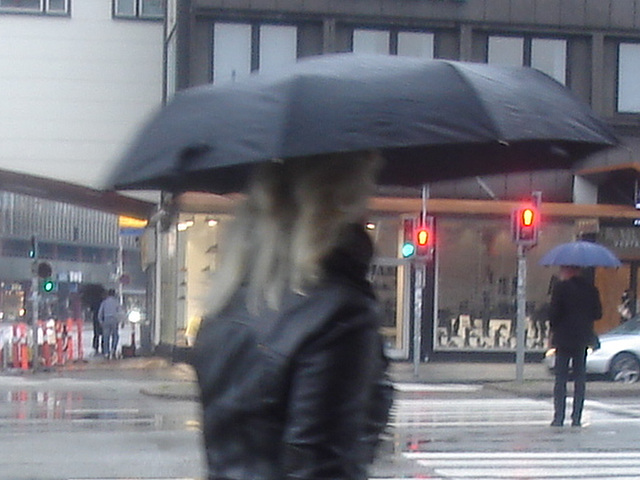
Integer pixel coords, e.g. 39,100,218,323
192,269,391,480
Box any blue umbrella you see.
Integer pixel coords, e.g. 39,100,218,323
539,241,621,268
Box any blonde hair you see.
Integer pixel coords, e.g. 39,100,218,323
206,150,381,316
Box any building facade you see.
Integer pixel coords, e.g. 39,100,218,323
153,0,640,360
0,1,163,351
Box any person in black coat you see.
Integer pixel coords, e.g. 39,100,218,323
191,151,392,480
548,265,602,427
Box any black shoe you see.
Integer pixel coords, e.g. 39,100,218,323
571,420,581,427
550,420,563,427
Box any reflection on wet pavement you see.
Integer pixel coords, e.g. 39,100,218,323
1,390,161,429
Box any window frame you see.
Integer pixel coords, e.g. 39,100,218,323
351,27,436,58
617,42,640,114
0,0,70,16
112,0,163,21
210,22,299,84
487,34,568,85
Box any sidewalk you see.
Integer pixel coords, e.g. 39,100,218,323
391,360,640,398
8,356,640,399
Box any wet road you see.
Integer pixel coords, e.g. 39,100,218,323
0,372,206,480
372,382,640,479
2,369,640,479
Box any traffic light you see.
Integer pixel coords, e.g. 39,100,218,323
401,217,416,258
415,215,434,259
37,261,52,279
401,215,435,259
41,278,56,293
36,261,56,293
512,204,539,246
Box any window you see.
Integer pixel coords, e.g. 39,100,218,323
259,25,297,76
531,38,566,84
488,35,567,84
212,23,252,84
113,0,163,20
212,23,298,84
618,43,640,113
0,0,69,14
397,32,434,59
353,29,435,58
488,36,524,67
353,29,391,54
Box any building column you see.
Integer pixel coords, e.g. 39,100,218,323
323,18,337,53
459,24,473,62
591,33,605,114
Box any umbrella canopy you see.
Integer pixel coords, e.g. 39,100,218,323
539,241,621,268
106,54,618,194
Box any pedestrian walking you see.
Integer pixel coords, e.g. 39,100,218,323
549,265,602,427
98,289,122,359
191,152,393,480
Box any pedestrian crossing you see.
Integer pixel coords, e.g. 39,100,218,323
372,384,640,479
390,396,555,428
403,451,640,479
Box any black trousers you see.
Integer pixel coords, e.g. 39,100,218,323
553,346,587,424
92,320,103,352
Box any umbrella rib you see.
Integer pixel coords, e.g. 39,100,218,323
442,61,506,143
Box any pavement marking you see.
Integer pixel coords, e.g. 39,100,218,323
407,451,640,479
390,397,554,427
390,397,640,428
393,383,482,393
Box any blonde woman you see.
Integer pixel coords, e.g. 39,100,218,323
192,151,392,480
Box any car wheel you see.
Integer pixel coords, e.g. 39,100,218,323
609,353,640,383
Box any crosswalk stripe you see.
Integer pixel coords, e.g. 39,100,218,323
394,383,483,393
403,452,640,479
389,397,640,478
405,452,640,459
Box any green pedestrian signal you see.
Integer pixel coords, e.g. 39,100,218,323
42,278,56,293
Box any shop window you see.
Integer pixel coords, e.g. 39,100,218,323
0,0,69,14
113,0,163,20
212,23,298,84
435,217,569,353
618,43,640,113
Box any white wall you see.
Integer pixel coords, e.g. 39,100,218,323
0,1,163,190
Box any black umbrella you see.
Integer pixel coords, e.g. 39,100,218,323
106,54,617,194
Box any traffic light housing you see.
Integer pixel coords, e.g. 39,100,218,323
402,215,435,260
36,261,56,293
401,218,416,258
512,204,539,246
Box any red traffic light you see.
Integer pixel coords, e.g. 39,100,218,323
512,205,539,246
417,228,429,246
415,215,434,259
520,207,535,227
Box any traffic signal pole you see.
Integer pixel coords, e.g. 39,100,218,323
412,184,430,377
515,244,527,382
413,261,425,377
513,191,541,383
30,237,40,372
